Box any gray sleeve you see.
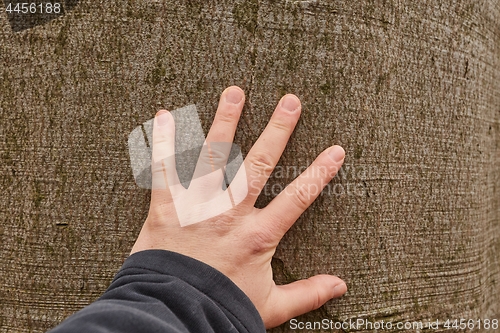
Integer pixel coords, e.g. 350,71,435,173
48,250,266,333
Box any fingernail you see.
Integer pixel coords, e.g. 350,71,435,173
333,282,347,297
280,94,301,112
225,87,244,104
156,110,169,126
328,145,345,162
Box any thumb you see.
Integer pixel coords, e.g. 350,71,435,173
264,275,347,328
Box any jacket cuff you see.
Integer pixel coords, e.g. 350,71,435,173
109,249,265,333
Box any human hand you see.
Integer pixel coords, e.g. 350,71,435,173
131,86,347,328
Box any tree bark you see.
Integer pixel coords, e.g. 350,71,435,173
0,1,498,332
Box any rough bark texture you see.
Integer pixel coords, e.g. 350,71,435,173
1,1,499,332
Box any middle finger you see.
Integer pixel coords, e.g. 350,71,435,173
189,86,245,193
238,94,302,205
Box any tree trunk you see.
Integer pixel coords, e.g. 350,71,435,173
1,1,498,332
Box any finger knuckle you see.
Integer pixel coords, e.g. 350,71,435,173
298,278,322,311
249,152,275,174
217,107,240,124
146,199,175,228
208,145,230,166
291,184,311,209
270,119,291,133
205,213,237,236
198,146,228,170
311,288,322,311
247,227,276,253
